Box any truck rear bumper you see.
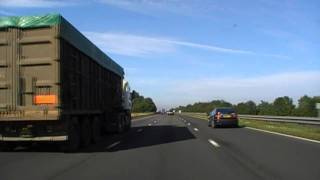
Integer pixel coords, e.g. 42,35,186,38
0,135,67,142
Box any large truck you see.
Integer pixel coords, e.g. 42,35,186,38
0,14,132,151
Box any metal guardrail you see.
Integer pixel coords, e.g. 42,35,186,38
239,115,320,125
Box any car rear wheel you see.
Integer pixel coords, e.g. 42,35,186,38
208,121,212,127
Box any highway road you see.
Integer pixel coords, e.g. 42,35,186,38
0,115,319,180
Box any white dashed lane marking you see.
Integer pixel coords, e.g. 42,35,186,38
208,139,220,148
193,128,199,131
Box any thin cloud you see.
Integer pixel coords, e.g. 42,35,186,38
84,32,176,57
147,71,320,108
0,10,16,16
0,0,77,8
84,31,289,58
98,0,227,16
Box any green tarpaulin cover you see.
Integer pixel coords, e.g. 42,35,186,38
0,14,60,28
0,14,124,77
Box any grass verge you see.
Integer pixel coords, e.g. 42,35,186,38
131,112,155,119
182,113,320,141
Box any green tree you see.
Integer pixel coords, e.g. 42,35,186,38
131,90,141,100
257,101,274,115
174,100,232,113
294,95,320,117
236,101,257,114
144,98,157,112
273,96,295,116
131,90,157,113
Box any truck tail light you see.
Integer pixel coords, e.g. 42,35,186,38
34,95,57,105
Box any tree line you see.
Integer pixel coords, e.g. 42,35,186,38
131,90,157,112
174,95,320,117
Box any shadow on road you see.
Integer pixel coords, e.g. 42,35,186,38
1,125,196,153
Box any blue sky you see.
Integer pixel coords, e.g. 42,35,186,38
1,0,319,109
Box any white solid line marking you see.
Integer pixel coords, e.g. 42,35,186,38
133,115,157,121
193,128,199,131
137,128,143,132
245,127,320,144
208,139,220,148
107,141,121,149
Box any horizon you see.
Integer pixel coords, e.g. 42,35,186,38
1,0,319,109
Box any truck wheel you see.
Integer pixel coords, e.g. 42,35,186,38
60,119,80,152
124,114,131,131
117,114,125,133
91,117,102,143
0,142,16,151
80,118,91,147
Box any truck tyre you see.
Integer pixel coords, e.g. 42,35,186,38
80,118,91,147
0,142,16,151
124,114,131,131
116,114,125,133
91,117,102,143
60,118,80,152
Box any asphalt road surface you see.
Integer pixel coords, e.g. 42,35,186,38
0,115,319,180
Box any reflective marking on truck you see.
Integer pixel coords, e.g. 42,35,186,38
34,95,57,104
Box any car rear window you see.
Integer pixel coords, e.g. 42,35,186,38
217,109,235,114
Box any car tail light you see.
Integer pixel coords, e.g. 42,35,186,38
231,113,238,118
216,112,221,120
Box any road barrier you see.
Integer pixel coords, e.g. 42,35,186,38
239,115,320,125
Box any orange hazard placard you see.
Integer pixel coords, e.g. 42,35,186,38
34,95,57,104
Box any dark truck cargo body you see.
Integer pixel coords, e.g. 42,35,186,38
0,14,131,151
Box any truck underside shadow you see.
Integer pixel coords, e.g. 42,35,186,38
0,125,196,153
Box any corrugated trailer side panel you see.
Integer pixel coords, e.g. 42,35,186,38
0,14,128,150
0,14,124,121
0,28,11,110
0,25,60,121
59,38,122,115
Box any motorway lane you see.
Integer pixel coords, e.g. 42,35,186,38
181,115,320,179
0,115,319,180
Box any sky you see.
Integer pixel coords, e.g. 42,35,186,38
0,0,319,109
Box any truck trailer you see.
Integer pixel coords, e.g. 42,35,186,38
0,14,132,151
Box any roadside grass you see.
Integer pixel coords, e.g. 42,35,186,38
182,113,320,141
131,112,155,119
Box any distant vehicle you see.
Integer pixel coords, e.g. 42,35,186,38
208,108,238,128
167,111,174,115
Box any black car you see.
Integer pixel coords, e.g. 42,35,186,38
208,108,238,128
